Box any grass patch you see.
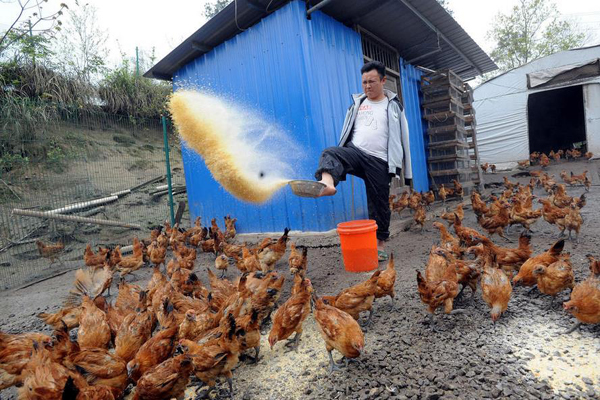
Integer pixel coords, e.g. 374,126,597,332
112,135,136,146
140,144,155,152
128,159,152,171
64,131,88,147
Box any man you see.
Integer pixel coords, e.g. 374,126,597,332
315,61,412,261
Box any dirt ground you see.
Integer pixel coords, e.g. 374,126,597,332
1,158,599,400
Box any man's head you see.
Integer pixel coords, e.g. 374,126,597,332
361,61,386,101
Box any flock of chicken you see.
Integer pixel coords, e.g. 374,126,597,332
407,165,600,333
5,152,600,400
1,211,399,399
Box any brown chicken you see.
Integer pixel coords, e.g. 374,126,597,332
584,151,593,160
132,354,193,400
180,313,245,395
37,306,82,331
477,246,512,322
313,294,365,374
258,228,290,271
490,164,497,173
433,222,463,257
76,385,116,400
0,332,53,390
207,268,237,301
539,198,569,229
413,202,427,232
77,295,111,350
391,191,409,215
224,215,237,240
18,342,80,400
480,163,489,173
438,184,451,203
530,152,540,164
424,190,436,208
63,347,128,398
517,160,530,168
108,246,121,268
233,246,261,273
441,203,464,226
408,189,422,212
563,275,600,333
146,240,167,266
114,292,153,362
533,254,574,309
215,254,229,278
83,244,110,269
416,247,460,330
539,153,550,168
36,240,65,265
268,278,313,351
470,232,532,277
585,254,600,277
116,237,144,278
219,241,244,259
509,198,542,231
322,270,381,325
210,218,226,244
513,239,565,287
503,176,517,190
64,266,113,307
453,213,487,246
477,202,511,240
560,203,583,241
374,254,397,307
288,244,308,276
452,179,464,199
471,191,490,217
126,326,178,383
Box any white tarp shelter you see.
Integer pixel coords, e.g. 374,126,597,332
473,45,600,169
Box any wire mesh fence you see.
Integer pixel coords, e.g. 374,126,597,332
0,106,186,290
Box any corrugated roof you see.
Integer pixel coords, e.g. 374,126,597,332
145,0,497,81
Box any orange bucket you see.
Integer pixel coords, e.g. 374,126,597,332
337,219,378,272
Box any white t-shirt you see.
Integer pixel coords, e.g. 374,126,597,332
350,97,389,161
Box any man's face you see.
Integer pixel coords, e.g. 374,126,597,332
362,69,386,100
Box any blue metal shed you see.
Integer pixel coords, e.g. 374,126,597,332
148,0,496,233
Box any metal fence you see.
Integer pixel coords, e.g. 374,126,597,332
0,106,185,289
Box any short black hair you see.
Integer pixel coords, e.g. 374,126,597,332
361,61,386,79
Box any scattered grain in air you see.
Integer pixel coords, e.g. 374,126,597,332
169,90,296,203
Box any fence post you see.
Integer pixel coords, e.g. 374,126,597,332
162,116,175,226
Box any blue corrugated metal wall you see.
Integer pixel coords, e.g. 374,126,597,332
400,59,429,192
174,1,368,233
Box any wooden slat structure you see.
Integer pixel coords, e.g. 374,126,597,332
421,69,482,194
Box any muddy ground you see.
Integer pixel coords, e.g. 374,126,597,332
1,158,599,400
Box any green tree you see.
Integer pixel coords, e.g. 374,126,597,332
487,0,586,73
0,0,68,58
53,2,108,83
203,0,231,19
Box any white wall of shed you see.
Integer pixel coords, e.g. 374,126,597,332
474,46,600,165
584,83,600,155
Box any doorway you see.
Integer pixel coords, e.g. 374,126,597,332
527,85,586,154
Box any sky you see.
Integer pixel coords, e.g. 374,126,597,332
1,0,600,71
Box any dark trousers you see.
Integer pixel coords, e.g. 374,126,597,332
315,143,392,241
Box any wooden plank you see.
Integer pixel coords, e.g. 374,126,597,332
423,110,462,121
12,209,142,230
428,140,469,149
428,154,470,162
428,124,467,135
429,168,472,177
